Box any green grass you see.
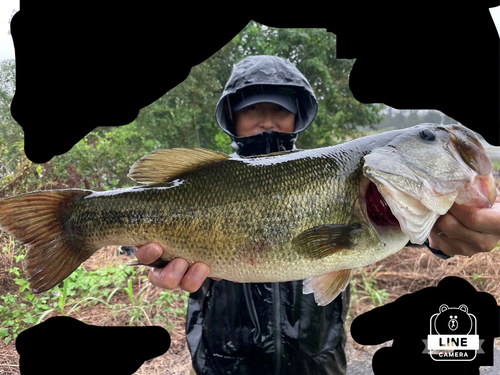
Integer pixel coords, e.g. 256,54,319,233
350,266,390,308
346,266,391,324
0,235,189,344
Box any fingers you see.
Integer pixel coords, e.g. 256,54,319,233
448,201,500,235
429,226,480,257
429,213,499,257
427,197,500,257
134,243,212,293
149,260,210,292
135,243,163,264
178,262,211,291
150,258,189,289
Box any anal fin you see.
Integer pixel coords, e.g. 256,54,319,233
303,269,355,306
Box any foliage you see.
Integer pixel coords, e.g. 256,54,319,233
472,272,485,287
0,60,16,127
0,21,384,194
226,23,383,148
350,266,390,308
377,107,459,130
0,235,188,344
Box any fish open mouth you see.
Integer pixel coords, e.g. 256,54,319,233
360,172,449,245
363,175,448,245
365,181,400,228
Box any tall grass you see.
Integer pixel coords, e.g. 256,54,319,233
0,233,189,345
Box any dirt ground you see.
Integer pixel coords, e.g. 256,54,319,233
1,243,500,374
344,246,500,375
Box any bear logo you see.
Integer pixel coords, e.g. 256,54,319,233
434,304,473,336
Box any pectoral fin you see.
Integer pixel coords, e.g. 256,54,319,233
294,224,363,259
303,269,355,306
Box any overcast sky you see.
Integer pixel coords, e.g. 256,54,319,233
0,2,499,62
0,0,16,61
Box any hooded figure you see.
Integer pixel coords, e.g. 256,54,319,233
215,55,318,157
186,55,350,375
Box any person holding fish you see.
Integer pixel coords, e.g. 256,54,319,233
1,55,499,375
133,55,500,375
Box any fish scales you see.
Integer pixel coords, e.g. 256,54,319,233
64,147,364,282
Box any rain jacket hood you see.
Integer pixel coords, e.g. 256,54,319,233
215,55,319,157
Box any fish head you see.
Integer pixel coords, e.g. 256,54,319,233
362,123,497,244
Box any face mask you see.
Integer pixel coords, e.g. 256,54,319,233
231,130,298,157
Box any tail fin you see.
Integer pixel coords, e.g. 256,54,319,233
0,189,93,293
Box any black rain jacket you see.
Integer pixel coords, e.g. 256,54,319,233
186,55,349,375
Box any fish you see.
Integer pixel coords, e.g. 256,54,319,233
0,123,496,305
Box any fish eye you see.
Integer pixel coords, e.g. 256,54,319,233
419,128,436,141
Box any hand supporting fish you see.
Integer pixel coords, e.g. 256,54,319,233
137,246,214,293
0,123,497,306
428,194,500,257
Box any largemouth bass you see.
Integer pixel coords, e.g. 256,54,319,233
0,123,496,305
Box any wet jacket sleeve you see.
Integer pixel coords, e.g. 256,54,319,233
405,240,451,259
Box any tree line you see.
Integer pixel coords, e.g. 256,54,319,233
0,21,385,195
376,107,459,130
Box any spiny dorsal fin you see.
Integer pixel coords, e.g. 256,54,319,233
303,269,355,306
128,148,231,185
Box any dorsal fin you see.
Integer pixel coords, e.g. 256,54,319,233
128,148,230,184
